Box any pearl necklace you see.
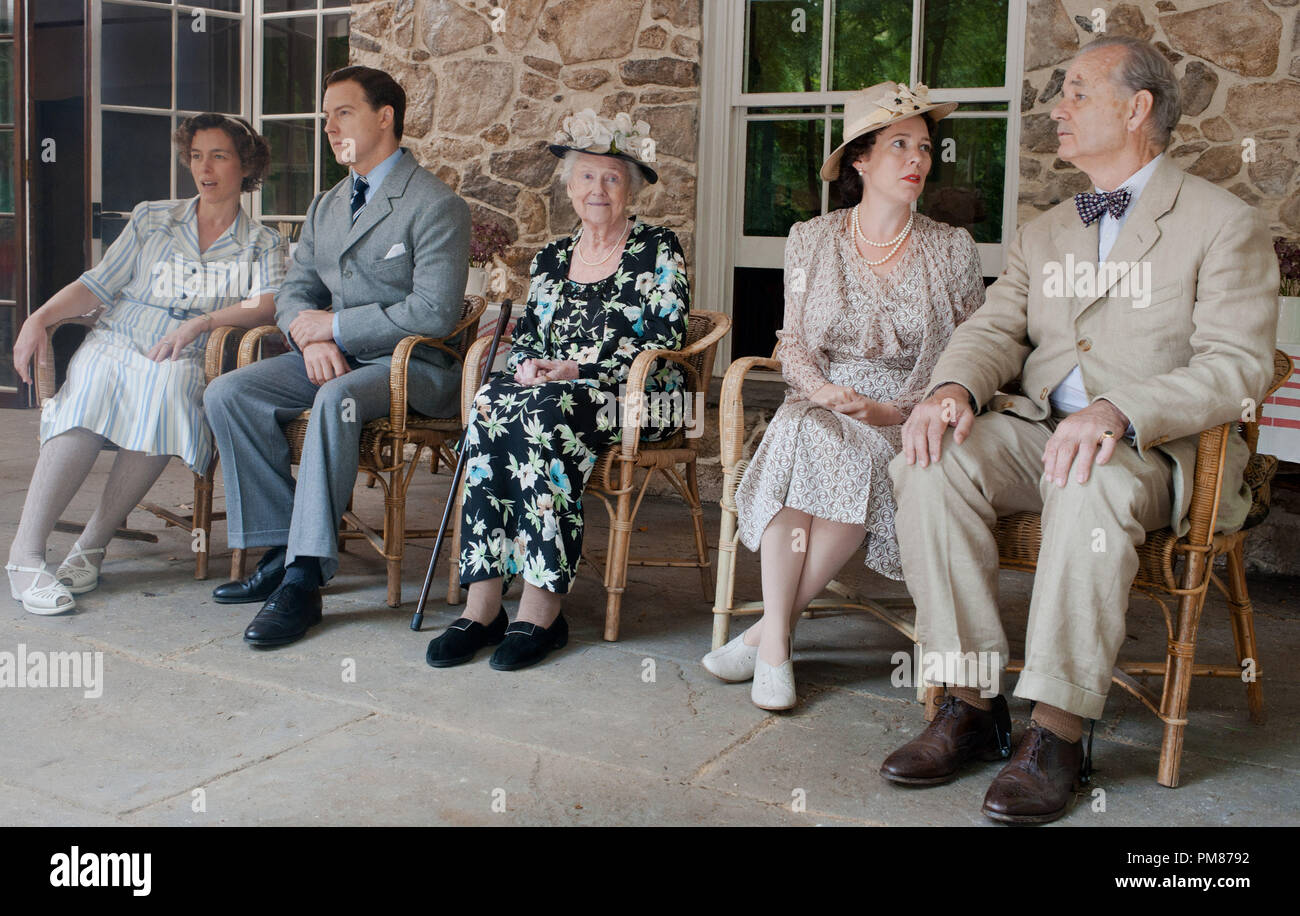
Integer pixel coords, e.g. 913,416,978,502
851,207,913,266
575,219,631,267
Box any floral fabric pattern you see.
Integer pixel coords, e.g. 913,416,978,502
458,220,690,594
735,210,984,579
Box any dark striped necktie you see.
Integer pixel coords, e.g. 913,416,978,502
350,176,369,223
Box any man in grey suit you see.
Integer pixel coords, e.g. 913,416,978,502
205,66,470,647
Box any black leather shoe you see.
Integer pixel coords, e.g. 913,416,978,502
213,546,286,604
980,722,1092,825
426,607,508,668
243,583,322,648
489,614,568,671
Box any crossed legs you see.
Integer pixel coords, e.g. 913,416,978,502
745,508,865,665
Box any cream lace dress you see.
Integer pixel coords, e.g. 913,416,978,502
734,210,985,578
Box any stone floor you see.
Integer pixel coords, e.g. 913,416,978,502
1,408,1297,826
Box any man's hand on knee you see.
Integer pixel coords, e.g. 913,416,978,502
902,383,975,468
1042,399,1128,487
303,341,350,386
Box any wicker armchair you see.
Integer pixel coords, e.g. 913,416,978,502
231,296,486,607
36,315,248,579
453,309,732,640
921,349,1294,788
710,342,919,654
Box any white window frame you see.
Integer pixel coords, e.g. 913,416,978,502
90,0,252,262
253,0,351,225
696,0,1027,369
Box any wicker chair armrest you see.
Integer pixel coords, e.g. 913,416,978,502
35,315,100,403
620,348,700,458
461,333,505,425
235,325,286,367
388,330,478,437
203,325,248,384
1266,349,1291,401
1183,422,1232,549
718,355,783,469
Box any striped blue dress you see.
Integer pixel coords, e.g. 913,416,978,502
40,198,286,473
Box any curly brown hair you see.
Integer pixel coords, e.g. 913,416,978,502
173,113,272,192
832,112,937,208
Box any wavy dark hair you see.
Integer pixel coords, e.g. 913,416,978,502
173,114,271,192
832,111,937,208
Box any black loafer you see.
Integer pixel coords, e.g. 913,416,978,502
243,583,322,648
213,546,287,604
489,614,568,671
425,607,508,668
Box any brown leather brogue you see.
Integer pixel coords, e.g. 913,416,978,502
879,693,1013,786
981,722,1090,824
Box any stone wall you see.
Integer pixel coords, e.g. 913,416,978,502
1019,0,1300,238
348,0,702,300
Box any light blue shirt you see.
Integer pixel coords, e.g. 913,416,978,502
1048,153,1165,433
333,147,408,351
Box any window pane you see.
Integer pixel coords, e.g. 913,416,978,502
325,0,352,8
321,127,347,192
744,0,822,94
263,119,316,216
188,1,242,11
0,1,11,34
830,0,911,91
0,305,16,389
922,0,1008,88
0,216,15,300
0,40,11,124
744,118,824,237
102,2,172,109
102,214,129,251
177,11,241,112
732,267,783,359
0,128,11,211
920,115,1005,243
322,14,349,80
102,111,171,212
262,16,316,115
264,0,317,12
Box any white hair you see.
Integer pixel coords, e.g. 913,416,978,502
560,149,646,199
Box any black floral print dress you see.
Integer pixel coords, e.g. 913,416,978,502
457,220,690,595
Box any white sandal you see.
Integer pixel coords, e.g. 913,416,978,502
6,562,77,615
56,543,105,595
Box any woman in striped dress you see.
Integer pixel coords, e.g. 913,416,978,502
7,114,286,615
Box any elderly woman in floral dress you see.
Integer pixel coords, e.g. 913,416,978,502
426,110,690,672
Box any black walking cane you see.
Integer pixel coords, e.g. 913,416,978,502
410,299,513,631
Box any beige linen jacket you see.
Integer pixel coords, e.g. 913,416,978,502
929,156,1279,535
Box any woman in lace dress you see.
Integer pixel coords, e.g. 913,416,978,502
703,83,985,710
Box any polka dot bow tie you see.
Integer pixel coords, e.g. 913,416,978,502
1074,187,1132,226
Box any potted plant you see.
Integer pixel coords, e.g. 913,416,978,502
468,221,510,299
1276,238,1300,343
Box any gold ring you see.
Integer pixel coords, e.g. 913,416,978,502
1102,430,1115,438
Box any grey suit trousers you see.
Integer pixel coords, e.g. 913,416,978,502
204,352,391,581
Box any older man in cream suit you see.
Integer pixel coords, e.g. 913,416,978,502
205,66,470,648
879,37,1278,823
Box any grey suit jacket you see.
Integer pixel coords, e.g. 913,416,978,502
275,147,471,418
930,156,1279,536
